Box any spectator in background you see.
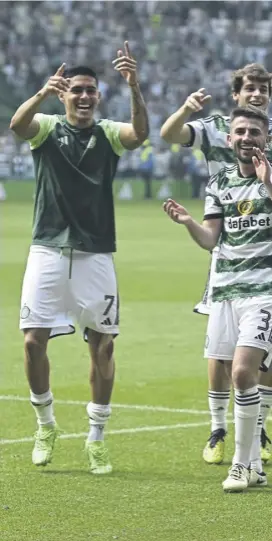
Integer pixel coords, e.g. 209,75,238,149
186,149,208,199
139,138,154,199
3,1,272,189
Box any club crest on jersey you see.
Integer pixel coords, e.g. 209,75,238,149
237,200,254,215
87,135,97,149
258,184,268,198
20,304,30,319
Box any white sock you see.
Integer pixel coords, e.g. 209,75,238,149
30,390,55,426
233,386,260,468
208,390,230,432
258,385,272,429
86,402,111,442
249,413,263,473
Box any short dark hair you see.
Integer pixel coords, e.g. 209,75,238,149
231,63,272,96
63,66,98,85
230,105,269,130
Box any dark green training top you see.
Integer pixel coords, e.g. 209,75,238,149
28,113,126,253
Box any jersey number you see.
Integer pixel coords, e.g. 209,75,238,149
258,309,271,332
103,295,115,316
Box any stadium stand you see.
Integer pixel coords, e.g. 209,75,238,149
1,0,272,191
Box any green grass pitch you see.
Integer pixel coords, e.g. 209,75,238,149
1,182,272,541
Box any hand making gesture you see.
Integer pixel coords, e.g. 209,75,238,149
112,41,138,87
163,198,192,225
183,88,212,114
252,147,272,187
41,63,70,97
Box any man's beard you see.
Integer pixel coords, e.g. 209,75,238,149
233,143,260,164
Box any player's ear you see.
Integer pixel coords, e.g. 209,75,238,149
58,91,65,104
227,134,232,148
232,92,239,105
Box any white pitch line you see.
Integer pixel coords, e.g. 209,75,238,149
1,395,271,420
0,395,216,415
0,421,211,446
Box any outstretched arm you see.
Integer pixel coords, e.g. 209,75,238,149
112,41,149,150
160,88,211,145
10,63,69,139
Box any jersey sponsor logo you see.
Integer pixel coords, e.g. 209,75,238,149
227,215,271,231
237,200,254,215
258,184,269,198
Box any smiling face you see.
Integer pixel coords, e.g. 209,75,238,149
233,76,270,111
60,75,100,127
228,116,268,164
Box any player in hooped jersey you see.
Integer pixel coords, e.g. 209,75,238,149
160,64,272,466
164,106,272,491
10,42,149,473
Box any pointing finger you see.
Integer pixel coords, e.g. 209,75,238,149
124,41,132,58
55,63,66,76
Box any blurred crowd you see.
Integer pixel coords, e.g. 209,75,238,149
1,0,272,194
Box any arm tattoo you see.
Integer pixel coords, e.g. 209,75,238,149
130,83,149,142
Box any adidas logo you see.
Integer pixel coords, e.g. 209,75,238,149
255,332,266,341
222,192,233,201
59,136,69,146
101,317,112,326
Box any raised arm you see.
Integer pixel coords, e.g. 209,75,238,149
112,41,149,150
252,147,272,199
10,64,69,139
163,198,222,251
160,88,211,145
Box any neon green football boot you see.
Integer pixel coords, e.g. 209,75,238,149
261,428,272,464
85,440,112,474
203,428,226,464
32,423,59,466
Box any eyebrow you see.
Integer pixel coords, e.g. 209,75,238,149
70,84,97,90
244,83,269,88
234,127,262,132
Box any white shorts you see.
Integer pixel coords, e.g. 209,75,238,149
193,247,219,316
19,245,119,339
205,296,272,370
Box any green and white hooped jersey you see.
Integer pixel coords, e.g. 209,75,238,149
185,115,272,175
204,165,272,302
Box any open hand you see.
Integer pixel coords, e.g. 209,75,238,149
252,147,272,186
163,198,192,225
184,88,212,114
112,41,137,86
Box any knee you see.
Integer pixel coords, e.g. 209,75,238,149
232,365,255,390
24,330,48,358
